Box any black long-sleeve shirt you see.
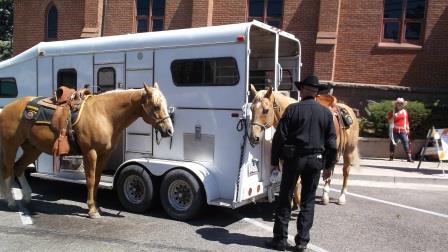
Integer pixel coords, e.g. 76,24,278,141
271,97,337,170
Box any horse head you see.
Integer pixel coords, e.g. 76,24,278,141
249,84,276,145
141,82,174,137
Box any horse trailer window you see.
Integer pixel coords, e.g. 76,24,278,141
0,78,18,98
249,69,293,90
171,57,239,86
57,69,77,89
97,67,116,92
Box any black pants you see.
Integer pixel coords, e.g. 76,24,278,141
273,155,322,246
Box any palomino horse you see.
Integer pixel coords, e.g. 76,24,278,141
249,84,359,205
0,83,173,218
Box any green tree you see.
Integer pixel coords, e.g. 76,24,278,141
0,0,13,60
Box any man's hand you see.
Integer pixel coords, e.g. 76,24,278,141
322,169,333,181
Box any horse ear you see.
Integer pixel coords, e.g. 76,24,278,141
250,84,257,97
144,83,153,99
153,82,160,89
265,86,273,99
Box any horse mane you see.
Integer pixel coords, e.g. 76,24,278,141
253,89,296,104
95,87,165,107
97,88,142,95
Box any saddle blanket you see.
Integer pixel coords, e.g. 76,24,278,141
23,97,79,125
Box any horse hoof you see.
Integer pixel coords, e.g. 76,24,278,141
322,194,330,205
88,211,102,219
338,195,346,205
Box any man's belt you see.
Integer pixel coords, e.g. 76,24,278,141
281,145,323,159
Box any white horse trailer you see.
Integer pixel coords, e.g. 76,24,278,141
0,21,301,220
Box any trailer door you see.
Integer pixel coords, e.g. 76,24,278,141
93,63,125,170
154,43,247,201
125,50,154,160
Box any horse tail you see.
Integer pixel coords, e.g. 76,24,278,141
351,145,360,168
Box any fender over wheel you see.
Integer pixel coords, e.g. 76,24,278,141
116,165,155,213
160,169,205,221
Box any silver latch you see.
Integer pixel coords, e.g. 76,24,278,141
195,124,201,140
169,106,175,124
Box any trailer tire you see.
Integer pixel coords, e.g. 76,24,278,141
117,165,154,213
160,169,205,221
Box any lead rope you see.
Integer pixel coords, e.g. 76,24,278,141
234,111,254,202
154,129,173,149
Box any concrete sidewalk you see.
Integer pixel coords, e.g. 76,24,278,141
332,157,448,186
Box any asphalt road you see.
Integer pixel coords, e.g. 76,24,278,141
1,167,447,252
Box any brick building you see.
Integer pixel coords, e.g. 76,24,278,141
12,0,448,107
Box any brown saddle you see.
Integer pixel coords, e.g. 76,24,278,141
316,94,337,108
37,86,91,157
317,94,354,157
317,94,344,150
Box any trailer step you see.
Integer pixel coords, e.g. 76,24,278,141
209,198,233,208
30,172,113,190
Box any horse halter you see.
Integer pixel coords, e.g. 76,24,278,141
251,121,270,130
251,96,279,131
155,115,171,124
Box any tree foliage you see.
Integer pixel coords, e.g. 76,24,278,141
0,0,13,60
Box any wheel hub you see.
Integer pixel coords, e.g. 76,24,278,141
168,180,193,211
124,175,146,204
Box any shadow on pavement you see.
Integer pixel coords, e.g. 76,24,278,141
362,163,443,175
196,227,269,250
196,227,299,252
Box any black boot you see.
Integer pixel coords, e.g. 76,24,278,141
294,243,308,252
264,239,287,251
389,152,394,161
407,154,413,162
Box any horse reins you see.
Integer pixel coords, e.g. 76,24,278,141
140,92,173,148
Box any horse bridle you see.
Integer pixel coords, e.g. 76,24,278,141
251,121,270,131
251,96,279,131
140,92,171,126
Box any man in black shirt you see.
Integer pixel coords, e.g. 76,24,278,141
265,75,337,252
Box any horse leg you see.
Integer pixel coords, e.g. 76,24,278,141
292,178,301,209
338,147,357,205
0,142,20,209
14,144,41,205
83,149,100,218
338,163,349,205
92,154,110,215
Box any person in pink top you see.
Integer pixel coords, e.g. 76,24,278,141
387,98,413,162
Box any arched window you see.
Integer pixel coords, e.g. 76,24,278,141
46,4,58,41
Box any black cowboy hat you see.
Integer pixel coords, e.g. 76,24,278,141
294,75,329,91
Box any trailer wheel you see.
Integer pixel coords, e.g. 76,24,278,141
117,165,154,213
160,169,205,221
